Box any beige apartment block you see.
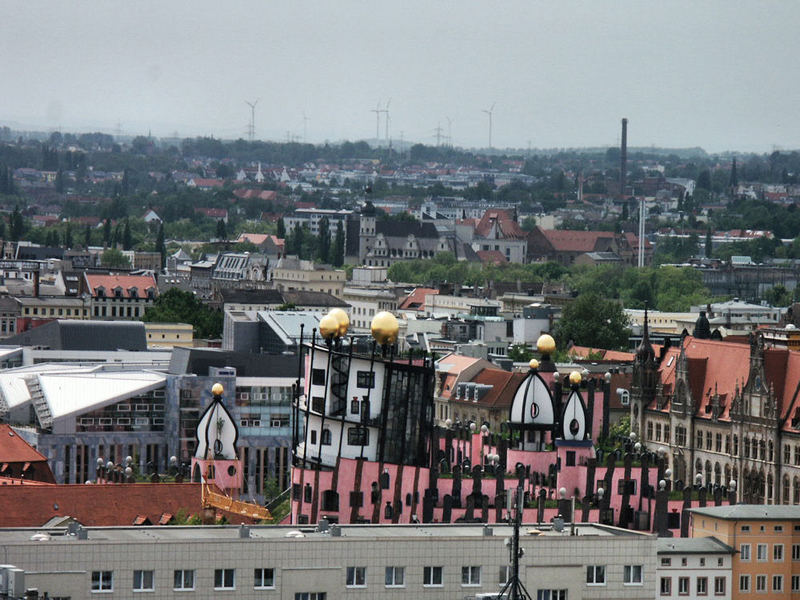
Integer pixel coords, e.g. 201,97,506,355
0,522,656,599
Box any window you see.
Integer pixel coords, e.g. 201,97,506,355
697,576,708,595
792,575,800,592
740,543,751,561
793,544,800,560
681,557,687,566
356,371,375,389
254,568,274,589
660,577,671,596
714,577,725,596
678,577,689,595
312,369,325,385
699,557,706,566
755,575,766,592
133,570,154,592
214,569,235,590
536,590,567,600
586,565,605,585
347,427,369,446
773,575,783,592
174,570,194,591
774,543,784,561
294,594,326,600
660,557,671,566
624,565,643,585
423,566,443,586
739,574,751,592
385,566,404,587
321,429,332,446
346,566,366,587
92,571,113,592
741,524,751,532
757,543,767,561
499,566,510,585
461,566,481,586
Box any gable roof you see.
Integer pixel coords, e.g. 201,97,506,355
399,288,439,311
84,273,157,298
475,209,525,239
470,368,528,410
535,228,617,253
0,425,48,463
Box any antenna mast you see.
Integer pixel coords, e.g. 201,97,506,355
245,99,259,142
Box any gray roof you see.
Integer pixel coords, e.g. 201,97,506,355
221,288,285,305
281,291,348,308
259,311,320,344
688,504,800,520
657,536,734,555
4,320,147,351
168,346,298,377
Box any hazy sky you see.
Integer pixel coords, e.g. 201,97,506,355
2,1,798,153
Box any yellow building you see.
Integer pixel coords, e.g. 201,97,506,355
143,322,194,349
690,505,800,598
271,257,346,297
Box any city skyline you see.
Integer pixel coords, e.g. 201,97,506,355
2,1,799,153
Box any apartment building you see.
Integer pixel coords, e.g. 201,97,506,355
690,505,800,599
0,522,656,599
656,537,733,599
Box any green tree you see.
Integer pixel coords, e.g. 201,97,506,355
317,217,330,263
142,288,223,339
156,223,166,268
9,205,23,241
216,219,227,240
276,217,286,239
103,218,111,246
123,219,132,250
333,221,345,267
555,293,630,350
508,344,534,362
84,225,92,248
705,227,712,258
64,223,73,249
101,247,131,269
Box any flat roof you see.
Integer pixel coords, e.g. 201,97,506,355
657,536,734,555
0,522,650,544
689,504,800,521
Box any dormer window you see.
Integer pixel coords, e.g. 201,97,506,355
146,288,155,300
114,287,124,298
96,286,106,298
128,287,138,299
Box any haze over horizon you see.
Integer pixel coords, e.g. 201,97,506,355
2,1,798,154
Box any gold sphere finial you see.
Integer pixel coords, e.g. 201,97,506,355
211,383,224,397
537,334,556,355
371,311,399,345
569,371,582,385
529,358,540,370
328,308,350,337
319,314,340,340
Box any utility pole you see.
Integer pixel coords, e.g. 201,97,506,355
434,123,444,147
381,99,391,145
370,101,381,140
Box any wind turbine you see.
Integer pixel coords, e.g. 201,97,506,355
482,102,495,149
370,101,382,140
245,99,259,142
382,98,391,143
302,112,310,143
445,116,453,147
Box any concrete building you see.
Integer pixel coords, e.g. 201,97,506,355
341,286,398,332
80,273,158,319
143,322,194,349
0,522,656,599
689,505,800,599
223,310,320,354
272,257,346,297
656,536,733,600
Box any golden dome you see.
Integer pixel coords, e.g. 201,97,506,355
211,383,224,397
371,311,399,345
328,308,350,337
529,358,540,370
319,314,340,339
569,371,582,385
537,334,556,354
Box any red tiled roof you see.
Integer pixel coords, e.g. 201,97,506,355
470,368,527,410
476,250,508,265
398,288,439,311
0,483,245,527
85,274,157,299
0,425,48,463
537,228,616,253
194,207,228,218
475,209,525,239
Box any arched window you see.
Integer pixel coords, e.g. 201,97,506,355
768,472,774,502
714,463,721,486
744,437,751,458
321,429,332,446
759,439,766,461
705,460,712,486
724,464,731,487
794,477,800,504
783,475,790,504
769,441,774,462
733,435,739,456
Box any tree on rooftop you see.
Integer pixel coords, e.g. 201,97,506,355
101,247,131,269
142,288,222,339
556,293,630,351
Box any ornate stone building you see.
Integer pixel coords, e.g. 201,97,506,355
631,317,800,505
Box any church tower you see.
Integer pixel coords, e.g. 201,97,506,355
359,200,377,262
631,306,657,436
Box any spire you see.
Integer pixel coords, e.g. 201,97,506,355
636,303,655,363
